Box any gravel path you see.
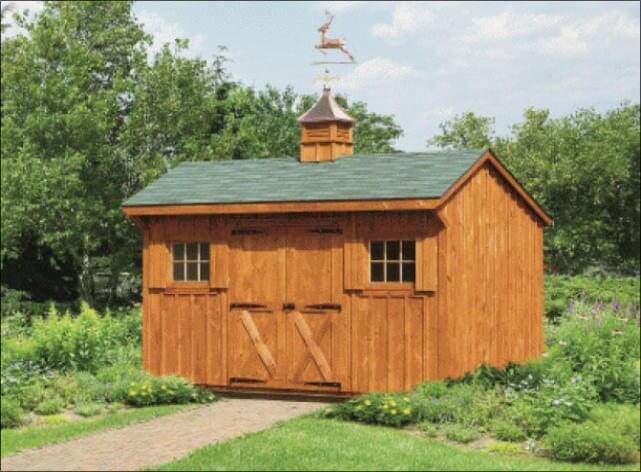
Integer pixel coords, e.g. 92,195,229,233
1,398,327,471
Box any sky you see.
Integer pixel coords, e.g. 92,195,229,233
3,1,640,151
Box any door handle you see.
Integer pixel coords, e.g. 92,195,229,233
282,303,295,311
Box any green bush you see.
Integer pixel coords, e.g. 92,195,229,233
324,394,417,427
544,421,638,464
34,397,64,415
418,422,438,437
75,402,104,417
491,420,527,442
31,303,106,372
443,424,481,443
17,380,49,411
552,300,640,403
486,441,522,455
124,375,217,407
545,275,640,320
505,377,597,436
1,397,24,429
589,403,640,449
413,382,502,427
29,304,142,374
39,414,71,426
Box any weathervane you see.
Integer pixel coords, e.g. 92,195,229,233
314,11,355,63
311,11,356,88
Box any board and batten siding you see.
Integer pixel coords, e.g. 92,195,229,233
437,162,545,379
138,161,544,392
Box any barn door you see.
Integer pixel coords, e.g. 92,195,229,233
227,227,287,387
285,225,348,391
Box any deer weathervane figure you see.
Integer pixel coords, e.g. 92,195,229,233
316,10,355,63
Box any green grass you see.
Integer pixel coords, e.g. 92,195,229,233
154,417,639,471
1,404,188,457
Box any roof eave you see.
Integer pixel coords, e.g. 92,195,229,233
122,197,442,217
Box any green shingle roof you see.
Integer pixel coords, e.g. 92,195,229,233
123,150,485,206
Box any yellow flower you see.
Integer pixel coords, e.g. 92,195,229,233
403,397,410,402
403,408,411,416
364,400,372,406
129,390,137,396
390,400,397,407
161,385,167,390
391,409,397,415
381,405,388,410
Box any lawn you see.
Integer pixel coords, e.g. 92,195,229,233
154,417,639,471
1,404,188,457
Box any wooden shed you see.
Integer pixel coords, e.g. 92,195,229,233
122,87,551,394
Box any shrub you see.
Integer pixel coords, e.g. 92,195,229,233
39,414,71,426
31,303,106,372
544,275,640,320
17,380,49,411
1,397,24,429
34,397,64,415
552,300,640,403
544,421,637,464
124,375,217,407
486,441,522,455
418,422,438,437
75,403,104,417
324,394,417,427
589,403,640,449
413,382,502,428
491,420,527,442
443,424,481,443
505,377,597,436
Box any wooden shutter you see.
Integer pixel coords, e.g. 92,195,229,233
343,216,366,290
148,219,169,289
209,218,229,288
416,217,439,292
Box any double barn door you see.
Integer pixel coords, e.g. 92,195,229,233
227,222,348,391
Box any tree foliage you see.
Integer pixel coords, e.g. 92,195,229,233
429,107,640,274
0,1,402,303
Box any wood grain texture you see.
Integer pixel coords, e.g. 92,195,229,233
137,171,545,393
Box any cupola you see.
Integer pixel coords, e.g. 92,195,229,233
297,86,355,162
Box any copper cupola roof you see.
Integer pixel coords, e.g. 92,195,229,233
297,86,355,124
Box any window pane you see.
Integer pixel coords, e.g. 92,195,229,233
402,240,415,261
371,262,384,282
172,243,185,261
402,262,415,282
200,243,209,261
370,241,384,260
200,262,210,281
186,262,198,280
386,262,400,282
173,262,184,281
386,241,400,260
186,242,198,260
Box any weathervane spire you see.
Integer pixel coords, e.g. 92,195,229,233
311,10,356,91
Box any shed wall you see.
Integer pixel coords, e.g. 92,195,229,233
437,162,545,379
139,165,544,392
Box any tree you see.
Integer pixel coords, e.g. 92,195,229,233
1,1,404,304
427,112,494,149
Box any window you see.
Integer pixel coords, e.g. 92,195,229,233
369,240,415,283
172,242,209,282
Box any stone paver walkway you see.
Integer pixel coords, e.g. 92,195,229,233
2,398,327,471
